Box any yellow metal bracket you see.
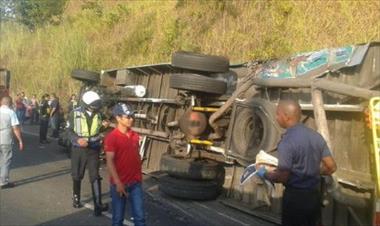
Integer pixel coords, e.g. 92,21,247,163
190,139,213,146
192,107,219,112
370,97,380,195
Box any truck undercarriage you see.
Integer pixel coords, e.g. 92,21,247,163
69,42,380,225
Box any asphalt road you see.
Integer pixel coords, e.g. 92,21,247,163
0,125,276,226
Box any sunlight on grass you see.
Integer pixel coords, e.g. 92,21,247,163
0,0,379,104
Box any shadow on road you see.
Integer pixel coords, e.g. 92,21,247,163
13,168,71,187
11,131,69,170
35,209,111,226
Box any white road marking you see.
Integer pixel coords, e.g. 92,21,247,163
83,202,134,226
21,127,133,225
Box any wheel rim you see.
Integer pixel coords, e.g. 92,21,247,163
250,108,265,150
233,107,266,157
241,112,264,152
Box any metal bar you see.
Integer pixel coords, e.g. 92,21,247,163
337,178,374,191
369,97,380,196
165,64,174,70
139,136,148,160
190,139,213,146
347,207,365,226
116,97,181,105
313,79,380,99
192,107,219,112
311,87,370,209
135,113,147,119
149,66,162,75
252,77,312,88
207,146,225,155
299,103,364,112
311,88,333,152
135,67,149,76
131,127,169,138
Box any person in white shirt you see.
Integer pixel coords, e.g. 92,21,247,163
0,96,24,189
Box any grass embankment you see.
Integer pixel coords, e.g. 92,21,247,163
0,0,379,105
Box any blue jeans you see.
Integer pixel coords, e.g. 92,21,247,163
50,116,59,137
110,182,146,226
0,144,13,186
16,109,25,124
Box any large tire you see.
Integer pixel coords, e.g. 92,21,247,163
71,69,100,83
160,154,225,180
159,174,222,200
208,71,238,95
231,98,282,161
169,73,227,94
172,51,229,73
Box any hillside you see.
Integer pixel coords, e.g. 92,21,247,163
0,0,379,101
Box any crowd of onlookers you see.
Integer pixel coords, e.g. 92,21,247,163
14,92,38,125
0,92,79,189
12,91,78,144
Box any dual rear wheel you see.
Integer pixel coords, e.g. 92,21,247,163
158,154,225,200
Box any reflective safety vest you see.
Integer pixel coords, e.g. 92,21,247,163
73,110,101,138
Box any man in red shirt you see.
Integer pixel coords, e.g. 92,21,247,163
104,103,146,226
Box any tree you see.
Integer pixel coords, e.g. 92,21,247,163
0,0,16,22
2,0,68,30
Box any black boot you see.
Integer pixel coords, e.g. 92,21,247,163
72,179,82,208
91,179,109,216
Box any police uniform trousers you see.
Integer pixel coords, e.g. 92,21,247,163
71,146,100,182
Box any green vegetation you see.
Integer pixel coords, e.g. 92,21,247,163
15,0,67,30
0,0,379,103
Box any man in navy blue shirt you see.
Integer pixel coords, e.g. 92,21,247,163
258,99,337,226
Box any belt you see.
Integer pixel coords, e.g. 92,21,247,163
81,136,101,142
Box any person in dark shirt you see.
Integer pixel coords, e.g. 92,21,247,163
68,94,78,113
257,99,337,226
49,93,60,138
39,94,50,144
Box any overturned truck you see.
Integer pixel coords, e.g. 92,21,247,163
71,43,380,225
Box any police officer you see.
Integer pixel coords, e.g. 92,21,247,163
67,90,108,216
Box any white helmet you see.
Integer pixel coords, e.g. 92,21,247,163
81,91,102,110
